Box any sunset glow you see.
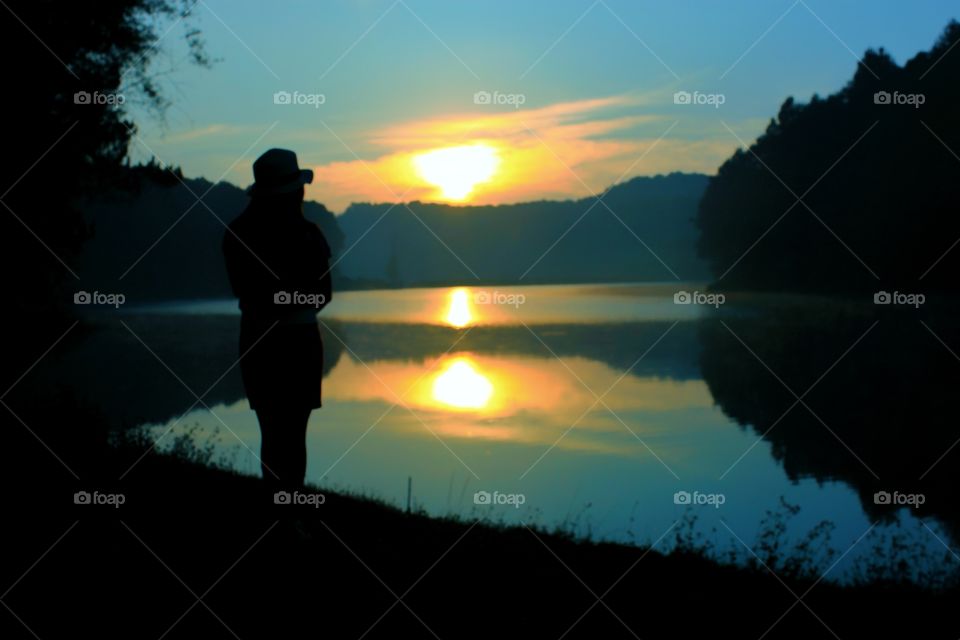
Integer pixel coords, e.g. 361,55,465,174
306,98,735,211
413,144,499,201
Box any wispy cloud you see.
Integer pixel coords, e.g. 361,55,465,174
309,93,741,211
152,123,261,145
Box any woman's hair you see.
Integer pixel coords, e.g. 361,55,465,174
249,186,304,216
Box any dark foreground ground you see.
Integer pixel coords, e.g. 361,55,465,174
2,444,956,640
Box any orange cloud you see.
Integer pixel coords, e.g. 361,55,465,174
308,95,736,211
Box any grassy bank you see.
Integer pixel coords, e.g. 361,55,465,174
3,434,955,639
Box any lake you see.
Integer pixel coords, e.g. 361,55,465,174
112,283,959,583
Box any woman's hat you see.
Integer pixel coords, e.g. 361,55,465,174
247,148,313,195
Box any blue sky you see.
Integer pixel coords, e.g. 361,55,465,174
128,0,960,211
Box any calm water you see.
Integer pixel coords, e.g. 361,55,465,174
130,283,959,583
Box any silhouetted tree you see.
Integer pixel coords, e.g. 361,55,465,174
0,0,210,515
0,0,209,329
697,21,960,293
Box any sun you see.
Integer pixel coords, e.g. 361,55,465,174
431,357,494,409
413,144,500,201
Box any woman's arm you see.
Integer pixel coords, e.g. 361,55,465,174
286,223,332,311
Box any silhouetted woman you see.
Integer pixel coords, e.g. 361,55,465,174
222,148,331,497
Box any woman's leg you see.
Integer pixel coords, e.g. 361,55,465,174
256,407,312,492
280,407,311,488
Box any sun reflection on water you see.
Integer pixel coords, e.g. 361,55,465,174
431,357,494,409
445,287,473,327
